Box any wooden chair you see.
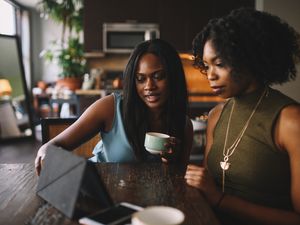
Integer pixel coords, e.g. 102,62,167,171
41,117,101,158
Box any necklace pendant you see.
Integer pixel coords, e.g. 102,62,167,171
220,161,230,170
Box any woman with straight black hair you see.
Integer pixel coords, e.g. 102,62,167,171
122,39,190,160
35,39,193,175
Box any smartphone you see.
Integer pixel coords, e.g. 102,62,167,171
78,202,143,225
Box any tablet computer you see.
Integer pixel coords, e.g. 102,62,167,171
36,144,143,220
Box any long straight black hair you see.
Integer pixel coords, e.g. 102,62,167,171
122,39,188,161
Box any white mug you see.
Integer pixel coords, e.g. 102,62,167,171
131,206,185,225
144,132,170,155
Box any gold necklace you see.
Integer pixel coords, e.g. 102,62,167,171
220,87,268,192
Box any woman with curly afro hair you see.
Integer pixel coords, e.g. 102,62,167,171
185,8,300,225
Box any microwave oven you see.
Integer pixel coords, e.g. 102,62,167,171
102,23,160,53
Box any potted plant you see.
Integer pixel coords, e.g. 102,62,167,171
38,0,86,90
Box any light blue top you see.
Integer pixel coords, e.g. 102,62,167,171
89,93,137,162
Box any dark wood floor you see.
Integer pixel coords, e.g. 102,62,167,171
0,138,42,163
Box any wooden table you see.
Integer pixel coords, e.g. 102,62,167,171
0,163,220,225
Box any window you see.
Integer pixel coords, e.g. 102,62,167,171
0,0,31,88
0,0,16,35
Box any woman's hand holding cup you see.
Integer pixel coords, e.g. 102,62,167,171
161,136,181,163
144,132,180,163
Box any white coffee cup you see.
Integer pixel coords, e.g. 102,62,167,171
144,132,170,155
131,206,185,225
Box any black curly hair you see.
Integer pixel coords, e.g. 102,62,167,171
193,7,300,85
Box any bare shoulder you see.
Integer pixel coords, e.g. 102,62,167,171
278,104,300,135
276,104,300,153
202,102,226,165
79,94,116,131
93,94,115,107
87,94,115,115
280,104,300,123
207,102,226,124
206,101,226,137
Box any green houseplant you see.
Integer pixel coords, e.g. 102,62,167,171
38,0,86,90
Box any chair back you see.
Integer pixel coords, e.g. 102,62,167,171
41,118,100,158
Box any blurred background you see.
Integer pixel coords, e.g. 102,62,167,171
0,0,299,162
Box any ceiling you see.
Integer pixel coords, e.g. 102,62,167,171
15,0,39,9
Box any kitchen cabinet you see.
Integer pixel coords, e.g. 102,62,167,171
83,0,254,52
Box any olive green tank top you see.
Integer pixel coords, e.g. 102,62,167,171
207,87,297,222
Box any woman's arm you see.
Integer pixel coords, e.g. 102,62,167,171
275,104,300,214
203,103,224,167
35,94,115,175
45,94,114,150
185,103,225,205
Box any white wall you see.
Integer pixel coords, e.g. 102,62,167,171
30,9,61,84
31,12,84,84
256,0,300,102
40,18,61,83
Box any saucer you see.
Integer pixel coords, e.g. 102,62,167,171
145,147,162,155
